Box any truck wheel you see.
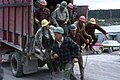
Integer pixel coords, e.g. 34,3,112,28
10,52,23,77
97,47,103,54
38,59,46,67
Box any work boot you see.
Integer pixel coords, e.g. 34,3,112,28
89,45,94,51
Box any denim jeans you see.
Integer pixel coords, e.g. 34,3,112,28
62,62,78,80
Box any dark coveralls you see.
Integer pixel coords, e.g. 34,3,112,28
85,23,107,48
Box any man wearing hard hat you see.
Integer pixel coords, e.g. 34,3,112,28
34,0,50,32
67,3,74,24
52,26,80,80
35,19,55,49
85,18,109,51
69,24,85,80
74,16,92,52
51,1,69,36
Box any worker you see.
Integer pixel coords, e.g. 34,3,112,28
35,19,55,71
52,27,80,80
85,18,109,51
69,24,85,80
74,16,92,52
34,0,50,29
67,3,74,24
72,5,78,22
35,19,55,50
51,1,69,36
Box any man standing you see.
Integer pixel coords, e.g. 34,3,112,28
52,27,80,80
85,18,109,51
52,1,69,36
69,24,85,80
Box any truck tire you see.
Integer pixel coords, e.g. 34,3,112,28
97,47,103,54
10,52,23,77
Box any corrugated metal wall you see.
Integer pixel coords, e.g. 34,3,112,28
0,0,32,49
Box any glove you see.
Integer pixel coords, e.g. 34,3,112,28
105,33,109,39
35,18,39,23
53,54,59,59
72,58,78,63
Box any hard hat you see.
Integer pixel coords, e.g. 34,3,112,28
40,0,47,6
67,3,73,9
41,19,49,27
61,1,67,8
69,24,77,30
79,16,86,22
89,18,96,24
54,27,64,34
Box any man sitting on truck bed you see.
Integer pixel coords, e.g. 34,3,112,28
34,0,50,33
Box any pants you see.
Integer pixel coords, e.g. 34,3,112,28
78,56,84,80
62,62,77,80
0,65,3,80
91,36,98,46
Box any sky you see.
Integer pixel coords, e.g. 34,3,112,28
73,0,120,10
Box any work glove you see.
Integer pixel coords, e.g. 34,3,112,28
88,35,92,40
105,33,109,39
35,18,39,23
72,58,78,63
53,54,59,59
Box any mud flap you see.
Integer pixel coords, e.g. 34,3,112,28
23,57,38,74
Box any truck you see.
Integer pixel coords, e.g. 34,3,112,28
0,0,89,77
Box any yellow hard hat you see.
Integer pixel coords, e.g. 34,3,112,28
89,18,96,24
41,19,49,27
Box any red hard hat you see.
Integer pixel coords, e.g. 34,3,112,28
67,3,73,9
40,0,47,6
79,16,86,22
